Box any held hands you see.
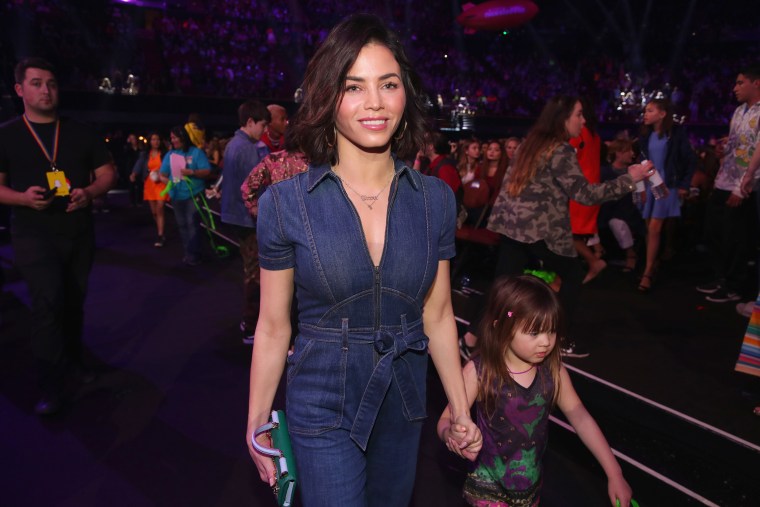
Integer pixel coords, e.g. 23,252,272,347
626,160,655,183
444,414,482,461
607,473,633,507
181,168,194,177
246,423,277,487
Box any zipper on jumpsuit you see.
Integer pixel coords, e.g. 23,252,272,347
373,175,399,332
333,170,399,333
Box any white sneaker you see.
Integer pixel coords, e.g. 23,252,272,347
736,301,754,318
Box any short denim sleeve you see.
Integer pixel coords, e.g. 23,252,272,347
256,185,295,270
437,179,457,260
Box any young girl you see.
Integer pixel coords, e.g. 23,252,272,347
636,98,696,292
458,138,482,185
130,132,168,247
438,275,632,506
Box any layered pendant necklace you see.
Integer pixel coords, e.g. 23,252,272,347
337,170,395,210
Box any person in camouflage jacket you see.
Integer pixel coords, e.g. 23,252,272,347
486,95,652,356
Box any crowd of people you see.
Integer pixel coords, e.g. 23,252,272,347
3,0,758,125
104,65,757,362
1,5,759,507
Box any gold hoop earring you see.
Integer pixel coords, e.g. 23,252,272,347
326,126,337,149
394,119,407,141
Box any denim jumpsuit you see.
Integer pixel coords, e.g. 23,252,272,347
257,158,457,506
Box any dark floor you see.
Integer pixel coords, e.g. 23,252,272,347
1,195,758,506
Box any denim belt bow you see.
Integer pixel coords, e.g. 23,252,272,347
350,327,428,450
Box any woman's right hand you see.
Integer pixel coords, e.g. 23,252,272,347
246,422,277,487
627,160,654,182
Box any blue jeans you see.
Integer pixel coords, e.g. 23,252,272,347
172,197,202,261
290,368,423,507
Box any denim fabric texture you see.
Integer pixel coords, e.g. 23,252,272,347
256,157,457,505
220,129,269,228
172,197,202,261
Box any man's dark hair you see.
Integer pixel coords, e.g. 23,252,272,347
14,57,56,84
739,65,760,82
170,125,192,151
431,132,451,156
238,100,271,128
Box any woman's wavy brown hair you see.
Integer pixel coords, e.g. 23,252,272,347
290,13,427,166
507,95,579,196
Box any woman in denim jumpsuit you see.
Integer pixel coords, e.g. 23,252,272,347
246,14,481,507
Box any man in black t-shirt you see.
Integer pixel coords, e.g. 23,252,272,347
0,57,117,415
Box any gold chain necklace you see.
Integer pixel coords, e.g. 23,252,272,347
337,170,395,210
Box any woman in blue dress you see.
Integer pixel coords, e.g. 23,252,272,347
637,99,696,292
245,14,481,507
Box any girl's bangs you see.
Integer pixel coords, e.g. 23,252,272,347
519,305,558,335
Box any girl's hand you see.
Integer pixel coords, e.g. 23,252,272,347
445,414,482,461
246,424,277,487
607,473,632,507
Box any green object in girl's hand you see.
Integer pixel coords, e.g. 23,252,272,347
616,499,640,507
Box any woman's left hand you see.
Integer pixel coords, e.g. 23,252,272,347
445,414,482,461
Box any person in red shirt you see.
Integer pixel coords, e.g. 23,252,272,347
260,104,288,152
423,131,462,196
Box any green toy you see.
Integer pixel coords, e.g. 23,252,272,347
161,178,230,258
523,268,557,284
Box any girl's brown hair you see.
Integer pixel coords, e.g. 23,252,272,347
457,138,481,179
506,95,579,196
476,275,564,418
290,13,427,166
478,140,510,202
